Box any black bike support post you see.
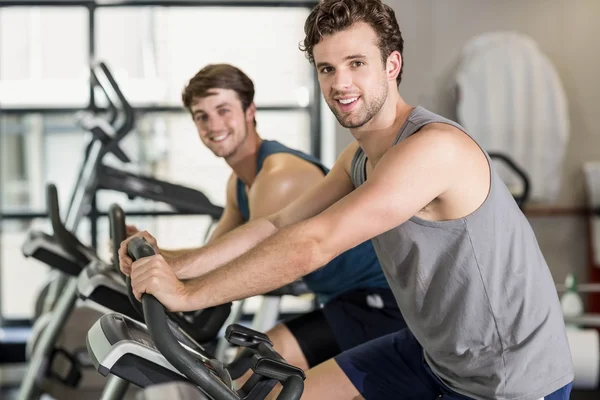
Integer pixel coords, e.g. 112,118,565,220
88,1,96,112
99,375,129,400
90,193,98,249
88,2,99,251
0,107,3,327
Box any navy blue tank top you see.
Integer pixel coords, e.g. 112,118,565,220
236,140,388,304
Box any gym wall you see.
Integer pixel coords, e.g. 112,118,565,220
333,0,600,285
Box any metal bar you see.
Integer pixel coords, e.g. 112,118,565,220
135,105,309,113
1,209,222,219
556,283,600,293
90,194,98,249
0,1,93,6
88,2,96,110
17,278,79,400
564,314,600,327
99,375,130,400
1,107,89,115
0,105,309,115
96,1,318,7
0,117,3,326
0,1,317,8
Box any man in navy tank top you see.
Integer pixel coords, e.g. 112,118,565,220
120,1,573,399
119,63,406,380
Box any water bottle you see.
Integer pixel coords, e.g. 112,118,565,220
560,273,584,330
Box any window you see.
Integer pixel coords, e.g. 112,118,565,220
0,4,319,320
0,7,89,107
95,7,313,107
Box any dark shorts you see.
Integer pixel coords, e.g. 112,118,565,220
335,328,573,400
283,288,407,368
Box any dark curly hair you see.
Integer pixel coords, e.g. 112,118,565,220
300,0,404,86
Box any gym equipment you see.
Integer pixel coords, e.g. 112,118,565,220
22,218,94,320
18,185,116,400
488,152,530,209
86,236,305,400
22,60,223,316
70,61,223,223
214,281,311,361
18,187,230,400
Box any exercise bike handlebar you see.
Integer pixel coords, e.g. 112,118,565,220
108,204,128,280
126,237,304,400
46,183,94,267
109,204,230,344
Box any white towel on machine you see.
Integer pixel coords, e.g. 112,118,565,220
455,31,569,203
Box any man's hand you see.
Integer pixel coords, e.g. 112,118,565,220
118,230,160,276
125,224,140,238
130,254,189,312
109,224,139,263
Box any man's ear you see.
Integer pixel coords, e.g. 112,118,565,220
246,103,257,123
387,50,402,82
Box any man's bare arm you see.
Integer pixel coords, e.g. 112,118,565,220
169,147,357,280
205,174,246,243
176,129,468,310
247,153,325,220
119,174,244,276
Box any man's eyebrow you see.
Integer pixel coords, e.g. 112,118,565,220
192,102,233,116
316,54,367,69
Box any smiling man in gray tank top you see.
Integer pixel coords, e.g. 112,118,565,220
122,0,574,399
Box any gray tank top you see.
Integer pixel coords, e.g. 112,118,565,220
350,106,573,400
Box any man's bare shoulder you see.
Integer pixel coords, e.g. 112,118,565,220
393,122,483,163
226,172,239,206
417,122,476,147
260,151,324,180
246,152,323,203
226,172,238,190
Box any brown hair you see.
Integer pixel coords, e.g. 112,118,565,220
182,64,256,125
300,0,404,86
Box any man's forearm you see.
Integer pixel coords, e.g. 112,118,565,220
171,218,278,280
181,220,328,311
160,247,200,260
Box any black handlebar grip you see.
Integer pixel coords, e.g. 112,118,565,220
108,204,127,278
278,374,304,400
127,237,156,260
125,237,155,318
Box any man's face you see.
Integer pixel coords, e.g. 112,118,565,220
313,22,390,129
190,88,253,158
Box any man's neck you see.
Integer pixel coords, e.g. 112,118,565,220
353,98,414,167
226,132,262,187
